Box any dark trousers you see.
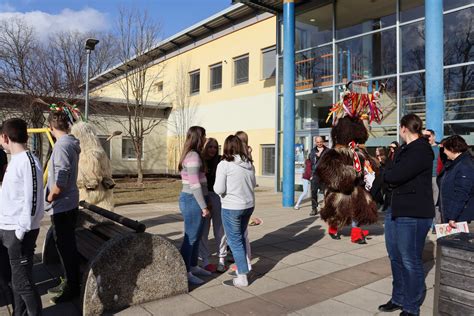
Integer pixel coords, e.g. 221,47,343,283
311,178,321,210
0,229,42,316
51,209,80,288
0,242,13,308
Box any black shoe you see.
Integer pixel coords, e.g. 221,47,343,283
50,284,80,304
378,300,402,312
329,233,341,240
309,209,317,216
400,312,418,316
47,277,66,294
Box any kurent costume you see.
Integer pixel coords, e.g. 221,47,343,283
316,83,383,244
71,122,115,211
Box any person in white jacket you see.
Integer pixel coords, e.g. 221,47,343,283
0,118,44,315
214,135,256,287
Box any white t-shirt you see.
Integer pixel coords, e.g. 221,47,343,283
0,150,44,240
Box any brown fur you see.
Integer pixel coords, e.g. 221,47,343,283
317,147,356,194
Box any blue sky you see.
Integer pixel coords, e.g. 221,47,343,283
0,0,232,38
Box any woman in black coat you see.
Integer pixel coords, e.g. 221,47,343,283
438,135,474,226
378,114,435,316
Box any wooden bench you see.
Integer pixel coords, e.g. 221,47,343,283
42,201,188,315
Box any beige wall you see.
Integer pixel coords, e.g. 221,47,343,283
93,16,278,181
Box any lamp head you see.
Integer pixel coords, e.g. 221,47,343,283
85,38,100,51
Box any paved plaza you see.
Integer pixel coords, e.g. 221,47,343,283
0,189,437,316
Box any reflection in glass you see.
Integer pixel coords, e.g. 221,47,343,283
400,0,424,22
336,29,396,83
295,89,333,133
401,73,426,121
336,0,396,39
444,7,474,66
445,65,474,121
296,4,332,51
444,0,473,11
296,45,333,91
444,123,474,146
401,21,425,72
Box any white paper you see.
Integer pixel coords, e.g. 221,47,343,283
435,221,470,239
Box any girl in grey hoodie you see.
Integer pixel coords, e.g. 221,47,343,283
214,135,256,287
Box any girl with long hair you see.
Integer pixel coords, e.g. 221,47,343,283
199,138,228,273
178,126,211,285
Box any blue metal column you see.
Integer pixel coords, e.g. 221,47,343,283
282,0,295,207
425,0,444,140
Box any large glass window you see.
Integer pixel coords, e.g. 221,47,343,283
444,0,473,11
445,64,474,121
209,63,222,90
296,45,333,91
234,54,249,85
336,0,396,39
401,20,425,72
189,70,200,95
401,72,426,119
400,0,424,23
296,3,332,50
261,145,275,176
295,89,333,131
336,29,396,83
444,123,474,146
444,7,474,66
262,46,276,79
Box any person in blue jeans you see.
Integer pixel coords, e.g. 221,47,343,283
214,135,256,287
380,114,435,316
178,126,211,285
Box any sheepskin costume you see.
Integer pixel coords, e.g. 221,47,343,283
316,85,383,244
71,122,115,211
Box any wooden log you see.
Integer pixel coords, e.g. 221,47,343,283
440,256,474,278
441,246,474,262
440,270,474,292
438,297,473,316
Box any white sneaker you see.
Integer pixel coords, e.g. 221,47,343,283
234,273,248,287
187,272,204,285
294,205,300,210
191,266,212,276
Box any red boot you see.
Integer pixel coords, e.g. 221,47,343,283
328,226,341,240
362,229,369,237
351,227,367,244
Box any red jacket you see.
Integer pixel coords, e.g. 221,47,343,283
303,159,312,180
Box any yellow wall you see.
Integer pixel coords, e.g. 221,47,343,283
94,16,278,180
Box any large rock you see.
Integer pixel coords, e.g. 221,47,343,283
82,233,188,315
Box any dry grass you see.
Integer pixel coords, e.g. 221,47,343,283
113,177,181,206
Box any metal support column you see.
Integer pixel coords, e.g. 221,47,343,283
425,0,444,141
282,0,295,207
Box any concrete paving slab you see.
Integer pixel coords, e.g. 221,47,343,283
294,298,372,316
296,258,347,275
323,253,372,267
347,243,388,260
141,294,210,316
266,266,321,285
113,305,153,316
189,284,253,308
363,277,393,296
333,287,391,313
239,275,288,296
217,297,290,315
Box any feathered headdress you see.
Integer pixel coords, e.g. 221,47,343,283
326,81,384,125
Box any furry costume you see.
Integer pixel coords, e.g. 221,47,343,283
71,122,115,211
316,84,382,243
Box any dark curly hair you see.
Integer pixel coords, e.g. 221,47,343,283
442,135,469,154
331,116,369,146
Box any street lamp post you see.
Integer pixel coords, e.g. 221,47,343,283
84,38,100,121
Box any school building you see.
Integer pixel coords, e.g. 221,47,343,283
89,0,473,197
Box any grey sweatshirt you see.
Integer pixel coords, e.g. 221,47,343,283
214,155,256,210
47,134,81,214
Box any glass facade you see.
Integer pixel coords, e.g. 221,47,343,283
276,0,474,188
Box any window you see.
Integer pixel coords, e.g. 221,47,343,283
209,63,222,90
98,136,111,159
234,54,249,85
189,70,200,95
401,20,425,72
261,145,275,176
295,3,332,50
155,81,163,93
444,7,474,67
122,137,143,160
262,47,276,79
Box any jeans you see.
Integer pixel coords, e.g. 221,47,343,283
179,192,206,272
296,179,310,207
384,208,431,315
51,209,80,288
0,229,42,316
221,207,254,274
199,192,227,264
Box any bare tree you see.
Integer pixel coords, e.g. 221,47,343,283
169,58,198,172
113,7,166,183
